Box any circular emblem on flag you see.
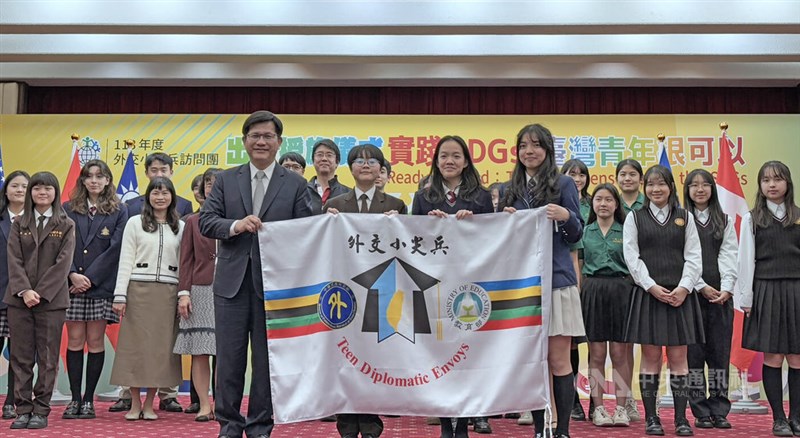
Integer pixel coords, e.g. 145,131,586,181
674,217,686,227
445,283,491,331
318,282,357,329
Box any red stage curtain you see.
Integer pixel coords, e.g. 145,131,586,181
25,86,799,114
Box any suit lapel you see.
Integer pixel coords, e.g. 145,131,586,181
35,217,57,245
259,166,285,218
76,212,90,246
85,213,107,246
344,191,359,213
369,191,386,213
238,164,253,215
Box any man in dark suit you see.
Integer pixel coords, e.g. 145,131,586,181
108,151,192,413
307,139,351,214
123,152,194,217
200,110,312,438
323,144,406,438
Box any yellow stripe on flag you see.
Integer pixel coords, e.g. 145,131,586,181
265,294,319,311
488,286,541,301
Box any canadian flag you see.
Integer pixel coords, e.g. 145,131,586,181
717,129,756,371
61,134,82,202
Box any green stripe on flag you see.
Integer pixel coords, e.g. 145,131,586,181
488,306,542,321
267,313,321,330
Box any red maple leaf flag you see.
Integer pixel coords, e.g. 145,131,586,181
61,134,82,202
717,128,756,371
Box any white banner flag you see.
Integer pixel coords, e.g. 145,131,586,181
259,208,552,423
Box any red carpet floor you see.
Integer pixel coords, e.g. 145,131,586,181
0,397,786,437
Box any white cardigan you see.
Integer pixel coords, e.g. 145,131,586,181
113,215,184,303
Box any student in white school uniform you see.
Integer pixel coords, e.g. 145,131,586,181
623,165,705,437
736,161,800,437
682,169,738,430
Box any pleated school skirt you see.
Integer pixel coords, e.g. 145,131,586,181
549,285,586,337
625,285,705,346
742,278,800,354
581,276,634,343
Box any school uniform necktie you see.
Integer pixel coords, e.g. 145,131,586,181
446,190,456,207
252,170,266,215
37,216,46,235
89,206,97,220
526,178,535,206
359,194,369,213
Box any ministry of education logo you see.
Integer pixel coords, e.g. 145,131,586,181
446,283,491,331
318,281,357,329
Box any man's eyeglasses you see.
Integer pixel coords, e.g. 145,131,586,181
353,158,380,167
246,133,278,141
282,163,304,171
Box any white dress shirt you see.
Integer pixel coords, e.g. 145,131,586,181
229,161,276,237
8,209,22,222
735,201,785,308
354,186,377,211
623,203,703,292
693,210,739,293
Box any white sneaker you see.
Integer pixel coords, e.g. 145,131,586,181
625,398,641,421
592,406,614,427
517,411,533,425
612,405,630,426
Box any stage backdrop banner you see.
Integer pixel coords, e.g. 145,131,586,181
258,208,552,423
1,114,798,207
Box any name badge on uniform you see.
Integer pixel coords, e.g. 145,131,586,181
101,227,110,236
49,230,64,238
674,218,686,227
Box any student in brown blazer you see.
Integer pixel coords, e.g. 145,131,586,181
4,171,76,430
323,144,406,438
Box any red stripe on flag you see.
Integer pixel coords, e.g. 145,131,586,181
61,148,81,202
267,322,331,339
717,130,757,370
479,315,542,331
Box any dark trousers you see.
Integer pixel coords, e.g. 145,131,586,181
687,298,733,419
7,307,65,417
336,413,384,437
215,266,273,438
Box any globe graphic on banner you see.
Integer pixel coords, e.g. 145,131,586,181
79,137,101,166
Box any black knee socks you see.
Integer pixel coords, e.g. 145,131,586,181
640,373,660,419
553,373,575,435
763,364,786,421
66,349,84,402
571,348,581,406
84,351,104,402
670,374,689,421
440,417,453,435
788,367,800,421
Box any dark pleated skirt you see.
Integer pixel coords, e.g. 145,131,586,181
581,276,634,343
742,278,800,354
625,285,705,346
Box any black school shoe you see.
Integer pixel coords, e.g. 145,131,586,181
675,418,694,436
108,398,131,412
712,416,732,429
159,398,183,412
694,416,713,428
10,413,30,429
27,414,48,429
789,418,800,436
645,416,665,436
473,417,492,433
2,404,16,419
79,401,96,419
773,418,793,437
62,401,80,419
